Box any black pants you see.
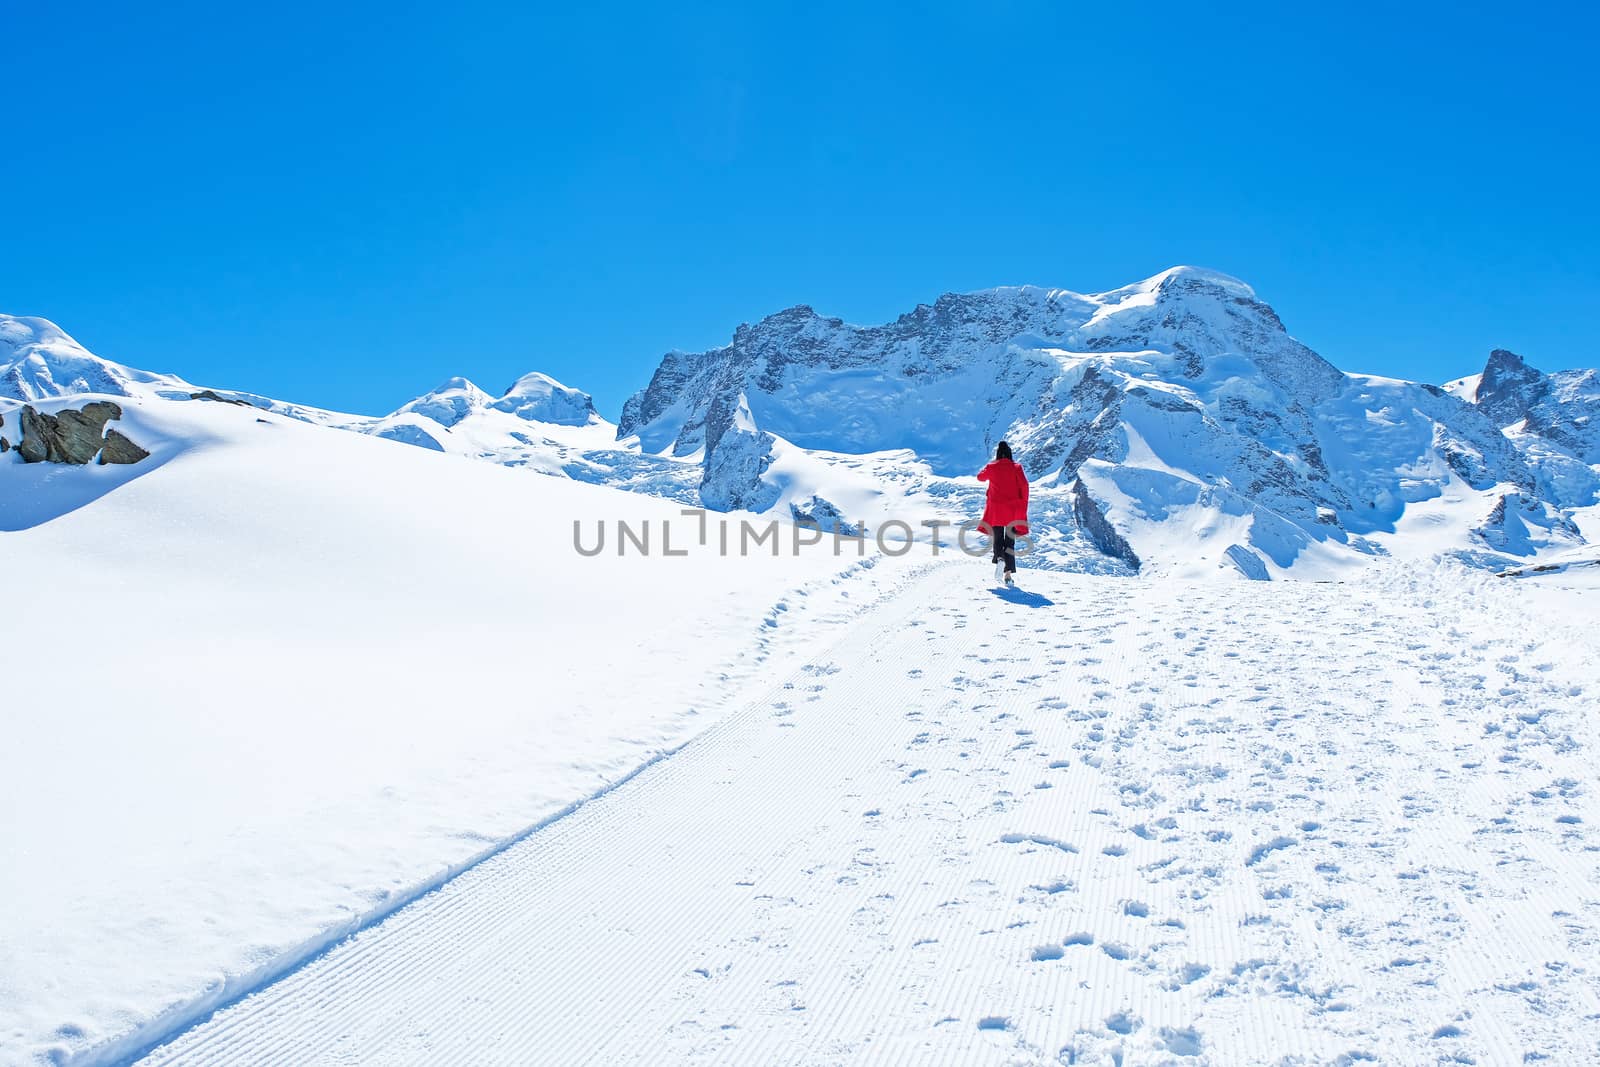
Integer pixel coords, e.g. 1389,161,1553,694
991,527,1016,573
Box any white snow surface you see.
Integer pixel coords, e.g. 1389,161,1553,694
132,559,1600,1066
5,282,1600,1065
0,397,916,1066
3,390,1599,1066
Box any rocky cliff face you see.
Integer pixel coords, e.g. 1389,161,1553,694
1452,348,1600,466
619,268,1343,475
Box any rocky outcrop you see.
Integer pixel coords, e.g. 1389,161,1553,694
1474,349,1547,428
1072,478,1140,570
1456,349,1600,471
189,389,254,406
699,404,779,513
101,427,152,464
1471,490,1580,557
788,495,860,535
12,401,149,465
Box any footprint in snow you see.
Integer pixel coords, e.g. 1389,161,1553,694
1166,962,1211,989
1105,1011,1140,1035
1160,1026,1203,1056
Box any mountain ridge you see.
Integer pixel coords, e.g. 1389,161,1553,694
6,268,1597,578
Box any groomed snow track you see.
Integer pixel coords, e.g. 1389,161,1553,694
128,565,1600,1065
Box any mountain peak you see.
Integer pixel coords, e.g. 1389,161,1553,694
1472,346,1549,429
1083,266,1260,314
739,304,834,338
490,371,598,426
1479,347,1544,396
1,312,192,401
1485,348,1534,375
389,377,491,428
1147,265,1257,299
1,313,78,352
432,375,487,395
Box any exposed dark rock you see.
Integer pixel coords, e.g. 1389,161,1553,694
100,427,151,465
788,495,861,536
15,401,149,466
1072,478,1140,570
1474,349,1545,426
189,389,254,406
1463,348,1600,467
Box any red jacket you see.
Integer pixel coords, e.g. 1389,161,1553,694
978,458,1029,536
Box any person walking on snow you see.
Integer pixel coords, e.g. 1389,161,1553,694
978,440,1029,586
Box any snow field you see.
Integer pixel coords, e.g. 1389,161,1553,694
136,562,1599,1065
0,397,924,1067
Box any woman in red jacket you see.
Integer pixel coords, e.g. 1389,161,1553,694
978,440,1029,586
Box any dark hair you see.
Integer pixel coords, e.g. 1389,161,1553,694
995,440,1013,461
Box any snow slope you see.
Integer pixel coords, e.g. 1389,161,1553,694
9,266,1600,1067
0,396,917,1067
136,560,1600,1065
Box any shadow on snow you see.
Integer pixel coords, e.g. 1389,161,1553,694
988,586,1055,608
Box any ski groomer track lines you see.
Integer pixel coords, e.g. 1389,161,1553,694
139,566,1600,1065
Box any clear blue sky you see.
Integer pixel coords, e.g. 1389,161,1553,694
5,1,1596,418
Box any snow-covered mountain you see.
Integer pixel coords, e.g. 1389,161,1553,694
361,372,701,498
616,268,1593,576
7,268,1598,578
1,315,192,400
0,313,701,503
1446,348,1600,504
1449,348,1600,460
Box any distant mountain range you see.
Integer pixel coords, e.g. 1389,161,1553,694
5,267,1596,578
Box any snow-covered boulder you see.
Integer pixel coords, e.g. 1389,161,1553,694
11,401,149,465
